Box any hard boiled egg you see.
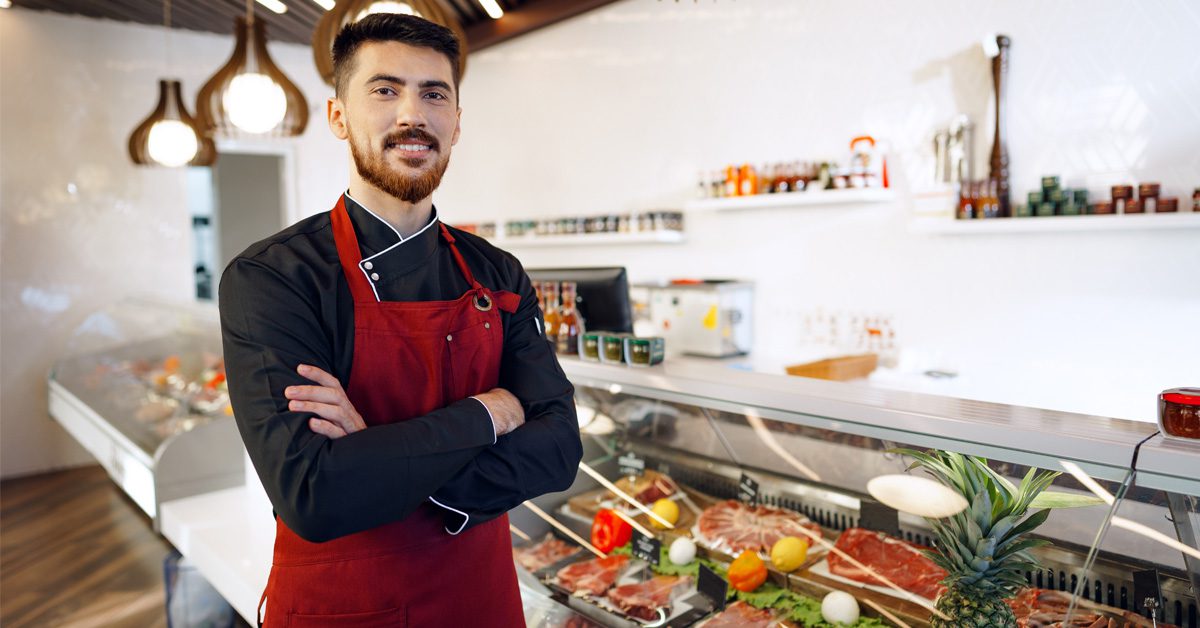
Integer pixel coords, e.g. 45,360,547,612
668,537,697,565
821,591,860,624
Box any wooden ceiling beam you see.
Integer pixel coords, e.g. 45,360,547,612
464,0,618,53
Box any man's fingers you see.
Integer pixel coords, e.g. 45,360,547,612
285,385,343,405
309,417,348,439
297,364,342,391
290,399,348,425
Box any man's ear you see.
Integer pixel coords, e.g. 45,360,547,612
451,107,461,147
328,97,349,140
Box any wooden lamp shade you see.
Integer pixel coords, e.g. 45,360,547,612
128,79,216,167
311,0,468,89
195,16,309,138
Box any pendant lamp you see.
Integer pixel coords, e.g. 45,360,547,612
195,0,308,137
311,0,468,89
128,0,215,167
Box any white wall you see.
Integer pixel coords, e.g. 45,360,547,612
437,0,1200,422
1,1,1197,477
0,9,344,478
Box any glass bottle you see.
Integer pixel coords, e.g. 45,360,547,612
556,282,581,355
543,282,561,347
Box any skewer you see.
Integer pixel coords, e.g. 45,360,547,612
578,461,674,529
746,412,821,482
611,508,655,539
509,523,531,542
521,501,605,558
861,597,912,628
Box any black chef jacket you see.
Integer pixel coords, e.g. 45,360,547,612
219,193,582,543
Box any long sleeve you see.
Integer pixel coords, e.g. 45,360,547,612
429,262,584,533
220,257,498,543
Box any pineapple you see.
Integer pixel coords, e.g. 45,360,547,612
894,449,1060,628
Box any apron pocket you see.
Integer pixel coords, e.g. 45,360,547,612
287,606,404,627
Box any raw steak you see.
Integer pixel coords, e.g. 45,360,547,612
701,600,776,627
1007,588,1173,628
827,527,947,600
606,575,691,621
556,554,629,596
696,499,822,554
514,534,579,571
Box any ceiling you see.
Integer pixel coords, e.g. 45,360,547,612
11,0,617,51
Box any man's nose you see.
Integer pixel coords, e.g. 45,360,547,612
394,93,426,127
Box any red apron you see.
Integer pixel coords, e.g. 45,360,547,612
260,197,525,627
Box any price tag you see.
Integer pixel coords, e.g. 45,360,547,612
618,452,645,477
738,472,759,507
697,563,728,611
859,500,900,537
632,531,661,567
1133,569,1162,619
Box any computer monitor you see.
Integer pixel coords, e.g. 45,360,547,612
526,267,633,333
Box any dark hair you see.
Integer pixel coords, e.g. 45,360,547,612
331,13,462,98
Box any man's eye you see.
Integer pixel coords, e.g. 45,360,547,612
425,92,448,100
374,87,396,96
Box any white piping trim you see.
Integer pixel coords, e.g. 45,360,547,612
428,497,470,535
345,191,402,241
469,396,498,444
342,192,438,304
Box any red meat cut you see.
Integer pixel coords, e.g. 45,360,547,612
1007,588,1175,628
827,527,947,600
701,600,777,627
696,500,822,554
556,554,629,596
514,535,579,572
606,575,691,621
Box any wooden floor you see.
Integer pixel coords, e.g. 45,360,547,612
1,465,172,628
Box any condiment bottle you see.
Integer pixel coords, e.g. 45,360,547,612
1111,185,1134,213
1193,188,1200,212
724,166,738,198
543,282,561,347
556,282,581,355
1138,182,1160,213
1159,388,1200,440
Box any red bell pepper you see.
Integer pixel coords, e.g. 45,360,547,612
590,509,633,553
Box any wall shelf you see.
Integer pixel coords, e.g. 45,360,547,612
911,211,1200,235
496,230,685,247
684,188,896,212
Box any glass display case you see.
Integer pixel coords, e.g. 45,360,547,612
513,357,1200,627
47,299,244,526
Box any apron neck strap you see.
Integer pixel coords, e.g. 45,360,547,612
329,198,484,302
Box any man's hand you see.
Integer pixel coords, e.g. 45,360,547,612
474,388,525,436
286,364,366,439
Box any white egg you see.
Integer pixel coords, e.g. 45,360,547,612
821,591,860,624
668,537,697,565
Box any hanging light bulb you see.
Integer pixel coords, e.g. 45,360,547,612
196,1,308,138
128,1,214,167
311,0,467,89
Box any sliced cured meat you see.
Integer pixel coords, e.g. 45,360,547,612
1007,588,1172,628
606,575,691,621
827,527,947,600
701,601,776,627
696,500,822,554
614,469,679,504
514,534,580,572
556,554,629,596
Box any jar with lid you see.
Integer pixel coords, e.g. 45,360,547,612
1157,197,1178,213
1111,185,1134,213
1125,198,1143,214
1193,188,1200,212
1092,200,1113,215
1159,388,1200,440
1138,182,1161,212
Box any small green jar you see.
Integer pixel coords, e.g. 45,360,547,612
624,337,665,367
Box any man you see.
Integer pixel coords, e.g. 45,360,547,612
219,13,582,626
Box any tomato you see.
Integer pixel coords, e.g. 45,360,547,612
727,550,768,592
590,509,633,553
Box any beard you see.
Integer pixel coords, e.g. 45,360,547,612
349,126,451,203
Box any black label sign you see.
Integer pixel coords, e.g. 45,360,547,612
618,453,645,477
697,563,728,611
632,531,661,567
738,472,759,507
859,500,900,537
1132,569,1162,618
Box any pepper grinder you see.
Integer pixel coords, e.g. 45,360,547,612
988,34,1011,217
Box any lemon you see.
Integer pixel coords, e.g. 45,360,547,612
770,536,808,572
650,498,679,529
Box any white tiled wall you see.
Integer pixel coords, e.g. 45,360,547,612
1,1,1197,477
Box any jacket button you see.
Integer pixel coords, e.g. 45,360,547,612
370,273,380,281
363,261,374,270
446,334,453,342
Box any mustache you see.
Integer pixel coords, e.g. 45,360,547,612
383,129,439,152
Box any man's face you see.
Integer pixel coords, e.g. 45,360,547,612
328,41,461,203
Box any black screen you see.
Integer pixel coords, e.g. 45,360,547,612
525,267,633,334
